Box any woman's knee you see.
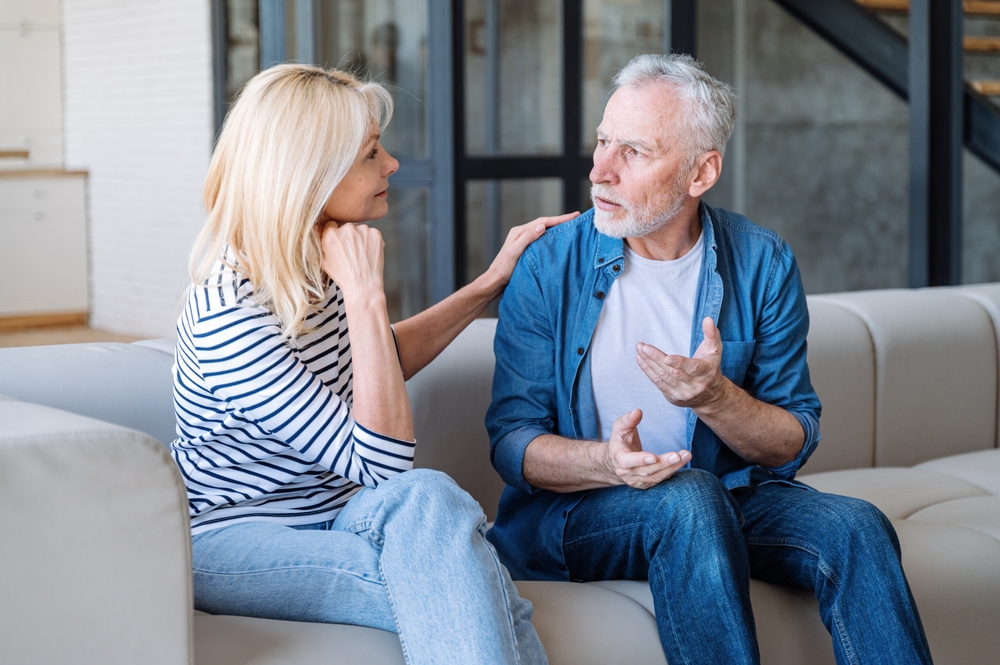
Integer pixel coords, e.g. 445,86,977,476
384,468,483,517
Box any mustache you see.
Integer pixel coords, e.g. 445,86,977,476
590,185,626,208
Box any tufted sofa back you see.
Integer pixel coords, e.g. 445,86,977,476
804,285,1000,473
1,285,998,520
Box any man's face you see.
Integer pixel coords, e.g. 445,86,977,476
589,82,694,239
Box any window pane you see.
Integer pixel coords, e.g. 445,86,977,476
372,187,430,322
317,0,428,159
464,0,562,156
226,0,260,103
465,179,562,314
582,0,665,154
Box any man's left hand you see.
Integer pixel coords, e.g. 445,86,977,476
635,317,731,411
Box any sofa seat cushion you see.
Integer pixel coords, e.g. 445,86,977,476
916,448,1000,495
193,580,666,665
908,496,1000,541
194,613,404,665
797,467,989,520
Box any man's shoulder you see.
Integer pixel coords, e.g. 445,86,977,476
521,210,601,265
708,205,788,253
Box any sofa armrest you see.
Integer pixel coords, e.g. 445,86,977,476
0,400,193,665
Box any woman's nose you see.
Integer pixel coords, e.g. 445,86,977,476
384,153,399,178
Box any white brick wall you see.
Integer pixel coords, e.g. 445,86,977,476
62,0,213,337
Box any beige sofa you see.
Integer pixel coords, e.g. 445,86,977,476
2,284,999,665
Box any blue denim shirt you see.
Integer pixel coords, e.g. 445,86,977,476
485,203,822,581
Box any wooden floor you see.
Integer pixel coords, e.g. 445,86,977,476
0,325,146,348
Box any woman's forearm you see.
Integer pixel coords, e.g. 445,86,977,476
344,292,414,441
393,271,504,380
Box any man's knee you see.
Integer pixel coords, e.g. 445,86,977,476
645,469,740,537
825,495,900,557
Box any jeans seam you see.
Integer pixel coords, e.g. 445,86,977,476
749,537,859,664
563,520,649,550
378,556,412,665
192,564,383,585
744,536,840,586
483,522,524,664
831,604,860,665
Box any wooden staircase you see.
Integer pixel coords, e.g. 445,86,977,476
856,0,1000,97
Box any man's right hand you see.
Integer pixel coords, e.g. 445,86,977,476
605,409,692,489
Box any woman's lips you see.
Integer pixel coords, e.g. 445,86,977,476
375,190,388,198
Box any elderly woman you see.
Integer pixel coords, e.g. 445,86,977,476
171,64,574,664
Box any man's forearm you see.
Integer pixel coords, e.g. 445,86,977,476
522,434,620,492
694,379,805,468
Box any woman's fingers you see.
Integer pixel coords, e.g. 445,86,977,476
535,211,581,228
320,222,385,296
489,211,580,283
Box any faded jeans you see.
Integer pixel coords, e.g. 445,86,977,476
563,469,933,665
192,469,547,665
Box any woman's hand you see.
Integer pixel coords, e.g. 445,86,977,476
320,221,385,300
483,212,580,295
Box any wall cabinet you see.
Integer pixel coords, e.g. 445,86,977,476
0,172,88,317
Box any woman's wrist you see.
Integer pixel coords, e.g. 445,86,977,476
470,268,507,304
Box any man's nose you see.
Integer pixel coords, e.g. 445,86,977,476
590,149,617,185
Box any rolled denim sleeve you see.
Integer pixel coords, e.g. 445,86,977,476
747,241,822,479
486,249,559,493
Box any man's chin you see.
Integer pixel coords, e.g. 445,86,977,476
592,210,629,239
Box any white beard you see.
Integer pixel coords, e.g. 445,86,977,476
591,179,688,239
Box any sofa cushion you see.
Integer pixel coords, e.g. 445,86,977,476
802,298,876,473
0,342,177,446
194,614,404,665
798,467,988,520
817,290,997,467
950,283,1000,448
406,319,505,520
591,579,835,665
194,580,667,665
892,520,1000,665
0,400,192,665
916,448,1000,495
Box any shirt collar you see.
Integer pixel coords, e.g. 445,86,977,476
591,201,716,270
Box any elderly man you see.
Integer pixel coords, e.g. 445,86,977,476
485,54,932,664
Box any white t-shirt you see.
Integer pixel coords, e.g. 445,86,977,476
590,233,704,455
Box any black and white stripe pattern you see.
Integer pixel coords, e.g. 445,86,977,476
172,258,415,534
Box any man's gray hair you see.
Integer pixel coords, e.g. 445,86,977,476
613,53,738,158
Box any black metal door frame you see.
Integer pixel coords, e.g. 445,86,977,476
450,0,695,286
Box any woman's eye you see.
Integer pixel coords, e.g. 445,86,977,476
369,149,379,159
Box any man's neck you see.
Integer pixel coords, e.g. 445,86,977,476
625,199,703,261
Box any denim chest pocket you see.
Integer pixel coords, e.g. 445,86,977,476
720,340,755,386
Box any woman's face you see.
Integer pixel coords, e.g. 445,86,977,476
322,130,399,225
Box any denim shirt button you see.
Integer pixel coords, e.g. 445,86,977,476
576,347,584,355
598,257,604,263
612,264,621,273
595,291,605,299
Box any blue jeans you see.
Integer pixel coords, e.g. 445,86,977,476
192,469,547,665
562,469,932,665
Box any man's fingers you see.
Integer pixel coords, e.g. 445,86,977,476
695,317,723,359
612,408,642,436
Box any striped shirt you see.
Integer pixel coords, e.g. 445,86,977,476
171,257,415,535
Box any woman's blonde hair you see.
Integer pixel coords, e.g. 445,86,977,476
191,64,392,338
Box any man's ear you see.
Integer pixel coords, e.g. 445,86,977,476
687,151,723,198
